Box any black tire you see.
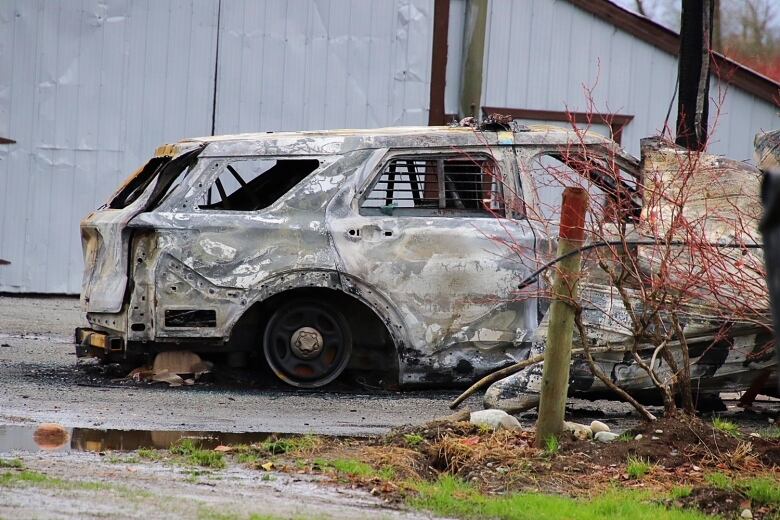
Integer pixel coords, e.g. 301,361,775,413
262,299,352,388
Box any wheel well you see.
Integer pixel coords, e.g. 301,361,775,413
229,287,399,382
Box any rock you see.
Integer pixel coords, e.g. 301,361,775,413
749,432,760,438
563,421,593,440
651,436,660,440
654,429,663,434
741,509,753,519
469,409,521,431
594,431,619,443
634,434,643,441
590,420,610,434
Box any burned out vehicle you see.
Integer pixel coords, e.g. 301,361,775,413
76,125,775,399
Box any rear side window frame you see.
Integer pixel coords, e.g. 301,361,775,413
359,150,509,218
186,156,329,214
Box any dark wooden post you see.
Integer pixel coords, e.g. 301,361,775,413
675,0,714,151
535,187,588,447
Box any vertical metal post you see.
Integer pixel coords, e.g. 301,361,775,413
535,187,588,447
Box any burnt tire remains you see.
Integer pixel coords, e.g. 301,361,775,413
263,299,352,388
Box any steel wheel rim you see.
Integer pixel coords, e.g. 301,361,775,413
264,303,350,387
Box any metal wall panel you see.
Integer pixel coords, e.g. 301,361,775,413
0,0,436,293
214,0,434,133
482,0,778,161
0,0,219,293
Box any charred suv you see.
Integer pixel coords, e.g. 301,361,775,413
76,125,775,396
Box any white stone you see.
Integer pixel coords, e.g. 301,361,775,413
469,409,521,431
634,434,643,441
594,431,619,443
590,420,610,434
654,429,663,434
651,436,660,440
563,421,593,440
741,509,753,519
749,432,761,438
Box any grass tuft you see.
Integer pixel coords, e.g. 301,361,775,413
670,486,693,500
742,477,780,506
757,426,780,440
404,433,425,447
705,472,732,489
0,458,23,469
259,435,320,456
626,456,652,479
170,438,226,469
320,458,395,480
543,435,560,456
712,417,740,436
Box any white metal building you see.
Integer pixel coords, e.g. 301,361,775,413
1,0,778,293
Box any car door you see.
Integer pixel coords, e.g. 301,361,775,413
329,147,539,370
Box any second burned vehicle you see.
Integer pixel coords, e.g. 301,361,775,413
76,123,775,404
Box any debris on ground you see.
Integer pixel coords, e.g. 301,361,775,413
127,351,213,387
237,414,780,518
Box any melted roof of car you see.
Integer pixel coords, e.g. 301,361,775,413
161,125,629,159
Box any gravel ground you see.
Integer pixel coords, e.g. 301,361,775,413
0,295,776,520
0,295,658,436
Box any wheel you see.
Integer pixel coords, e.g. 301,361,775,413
262,299,352,388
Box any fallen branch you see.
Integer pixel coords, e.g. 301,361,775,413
575,311,657,422
449,354,546,409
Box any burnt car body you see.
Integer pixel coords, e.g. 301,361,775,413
76,125,775,396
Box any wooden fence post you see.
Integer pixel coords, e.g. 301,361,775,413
535,187,588,447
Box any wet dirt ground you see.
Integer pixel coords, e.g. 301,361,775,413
1,295,777,519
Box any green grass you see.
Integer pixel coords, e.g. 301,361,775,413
137,448,163,461
705,472,732,489
712,417,740,436
0,469,111,492
626,456,653,479
170,439,226,469
757,426,780,440
404,433,425,447
320,458,395,480
0,458,23,469
617,431,634,442
703,473,780,505
408,476,708,520
742,477,780,506
670,486,693,500
543,435,560,456
259,435,318,455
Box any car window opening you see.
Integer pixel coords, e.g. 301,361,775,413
363,155,505,216
199,159,320,211
108,157,169,209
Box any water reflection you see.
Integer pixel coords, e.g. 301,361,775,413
0,424,277,453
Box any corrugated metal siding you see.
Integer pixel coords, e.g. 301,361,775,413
0,0,219,293
214,0,434,133
0,0,434,293
482,0,778,161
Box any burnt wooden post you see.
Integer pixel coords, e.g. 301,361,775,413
675,0,713,151
535,187,588,447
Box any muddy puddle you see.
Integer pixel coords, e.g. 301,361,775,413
0,424,286,453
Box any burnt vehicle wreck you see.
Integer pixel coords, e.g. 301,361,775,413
76,125,776,400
